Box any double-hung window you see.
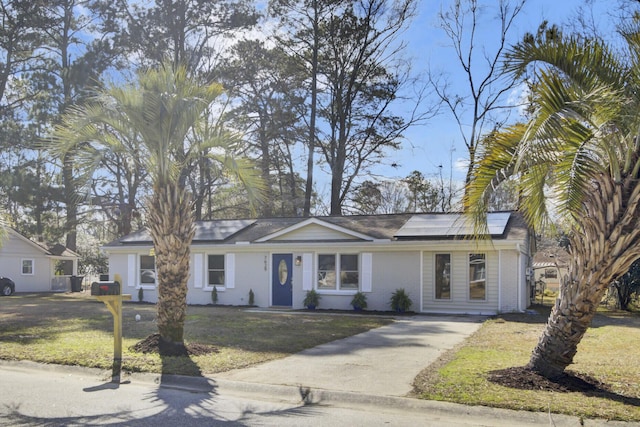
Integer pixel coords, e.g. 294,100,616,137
208,255,225,287
140,255,156,285
22,259,34,275
468,253,486,300
317,254,359,291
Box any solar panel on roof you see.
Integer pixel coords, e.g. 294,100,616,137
193,220,255,241
394,212,511,237
118,219,256,243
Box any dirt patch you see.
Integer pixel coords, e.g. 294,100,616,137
130,334,217,357
488,366,611,393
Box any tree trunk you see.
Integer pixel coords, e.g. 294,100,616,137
147,181,194,346
527,175,640,378
526,270,610,379
303,0,319,218
63,153,77,251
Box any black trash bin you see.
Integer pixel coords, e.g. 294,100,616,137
70,275,84,292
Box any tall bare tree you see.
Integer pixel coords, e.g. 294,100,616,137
431,0,527,186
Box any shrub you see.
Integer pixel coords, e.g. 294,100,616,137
390,288,412,312
248,289,255,306
351,291,368,310
211,286,218,304
303,290,320,309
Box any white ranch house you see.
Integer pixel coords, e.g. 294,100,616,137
0,228,80,292
103,211,533,315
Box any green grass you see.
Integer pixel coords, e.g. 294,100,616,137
412,305,640,422
0,293,392,376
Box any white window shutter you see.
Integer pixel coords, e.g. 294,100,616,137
127,254,136,287
194,253,203,288
302,253,313,291
361,253,373,292
226,253,235,288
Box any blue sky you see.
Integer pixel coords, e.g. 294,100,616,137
362,0,615,188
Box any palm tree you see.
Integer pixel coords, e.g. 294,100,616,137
53,64,263,351
465,23,640,379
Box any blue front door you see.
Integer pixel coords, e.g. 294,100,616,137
272,254,293,306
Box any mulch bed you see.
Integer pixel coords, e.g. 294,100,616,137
488,366,611,393
130,334,217,357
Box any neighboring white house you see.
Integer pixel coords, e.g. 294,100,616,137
533,254,570,293
0,228,80,292
102,211,533,315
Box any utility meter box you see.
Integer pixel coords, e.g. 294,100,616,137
91,281,121,296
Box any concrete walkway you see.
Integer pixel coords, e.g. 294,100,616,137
216,315,485,397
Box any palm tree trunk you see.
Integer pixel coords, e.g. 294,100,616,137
527,266,610,379
147,181,195,346
528,175,640,378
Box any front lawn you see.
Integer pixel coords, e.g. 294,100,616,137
412,305,640,422
0,293,392,376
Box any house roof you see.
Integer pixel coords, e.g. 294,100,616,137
103,211,528,247
4,228,79,258
118,219,256,244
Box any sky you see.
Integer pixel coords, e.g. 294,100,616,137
360,0,616,189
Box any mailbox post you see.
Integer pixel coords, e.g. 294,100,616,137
92,275,131,383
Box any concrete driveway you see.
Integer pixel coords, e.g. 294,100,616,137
216,315,485,397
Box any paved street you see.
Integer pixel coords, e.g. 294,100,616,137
0,362,602,427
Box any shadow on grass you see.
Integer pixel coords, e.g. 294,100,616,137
494,304,552,325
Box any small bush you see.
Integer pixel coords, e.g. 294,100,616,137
138,287,144,303
351,291,368,310
303,290,320,309
211,286,218,304
248,289,255,306
390,288,412,312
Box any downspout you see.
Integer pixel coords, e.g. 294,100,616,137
516,243,523,312
419,251,424,313
498,250,502,313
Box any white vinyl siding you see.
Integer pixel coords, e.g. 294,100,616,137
302,253,313,291
499,250,524,313
271,224,360,241
361,253,373,292
226,253,235,289
127,254,136,288
194,253,204,288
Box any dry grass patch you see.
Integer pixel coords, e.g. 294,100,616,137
0,293,391,376
412,305,640,422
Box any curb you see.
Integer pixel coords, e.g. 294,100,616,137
0,360,631,427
